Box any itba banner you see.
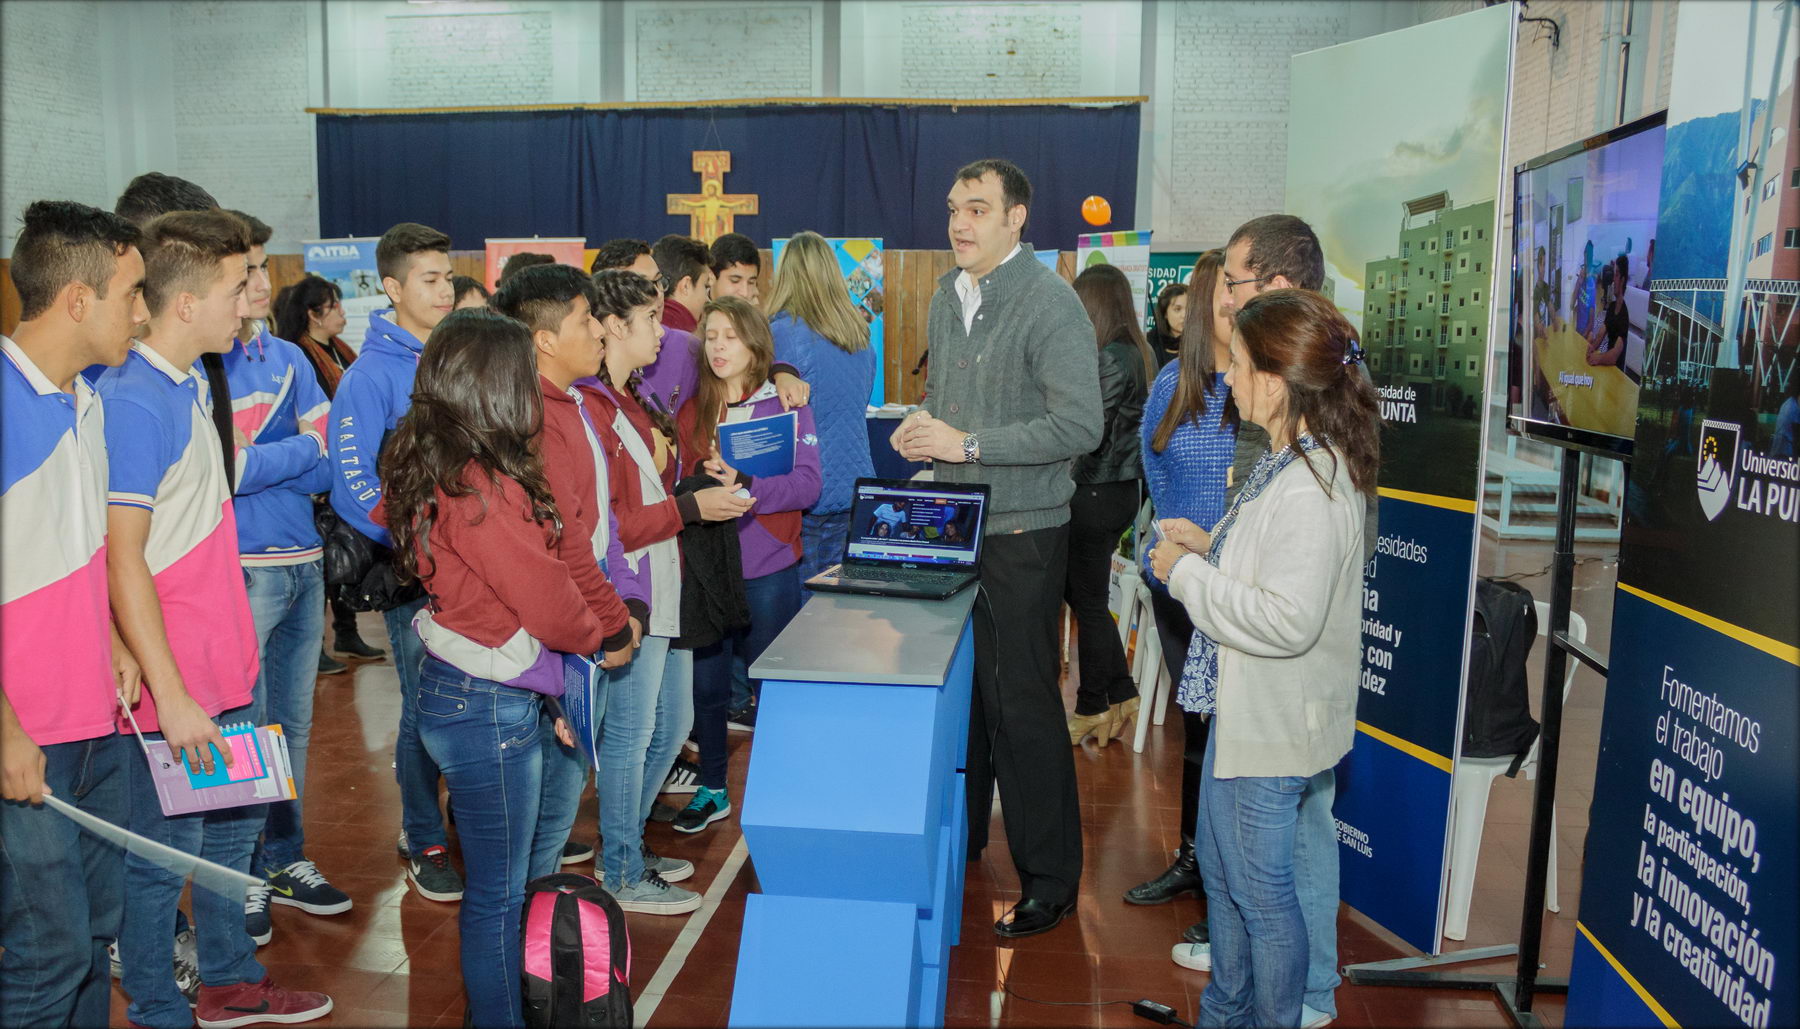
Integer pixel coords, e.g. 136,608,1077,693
302,237,383,352
1286,2,1514,954
1566,3,1798,1025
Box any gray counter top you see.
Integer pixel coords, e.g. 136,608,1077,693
749,589,978,686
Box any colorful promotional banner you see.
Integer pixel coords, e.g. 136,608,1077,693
770,236,885,406
1287,2,1514,954
1566,4,1798,1025
1145,251,1202,337
301,237,383,351
1077,230,1152,322
483,237,587,292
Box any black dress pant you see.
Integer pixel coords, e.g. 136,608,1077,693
1149,585,1209,843
966,524,1084,906
1064,480,1143,716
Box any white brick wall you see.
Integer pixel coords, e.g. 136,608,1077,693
0,1,110,221
897,3,1083,99
172,1,319,248
625,2,822,101
384,11,555,107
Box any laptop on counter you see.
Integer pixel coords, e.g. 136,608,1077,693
804,478,988,601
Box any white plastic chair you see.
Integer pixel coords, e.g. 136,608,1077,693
1442,602,1587,941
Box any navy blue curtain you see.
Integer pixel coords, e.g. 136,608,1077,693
315,104,1139,251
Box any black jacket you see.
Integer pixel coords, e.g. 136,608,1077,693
1073,339,1149,485
669,474,750,650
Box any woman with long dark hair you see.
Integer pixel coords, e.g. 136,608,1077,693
577,270,752,915
1148,281,1189,368
1123,249,1233,927
272,274,386,666
1064,263,1157,747
1150,288,1379,1028
376,308,629,1028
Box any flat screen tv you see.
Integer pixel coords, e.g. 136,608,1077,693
1508,111,1667,457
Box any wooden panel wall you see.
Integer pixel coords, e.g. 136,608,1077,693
3,250,1073,400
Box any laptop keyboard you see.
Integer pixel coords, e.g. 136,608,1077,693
841,564,970,586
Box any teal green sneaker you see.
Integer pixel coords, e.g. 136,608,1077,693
672,787,732,834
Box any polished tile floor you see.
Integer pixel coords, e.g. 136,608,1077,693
104,534,1615,1027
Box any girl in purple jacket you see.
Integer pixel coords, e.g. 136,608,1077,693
673,296,820,833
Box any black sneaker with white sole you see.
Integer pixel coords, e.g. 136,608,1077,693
561,838,595,865
244,884,273,947
407,844,464,902
661,757,702,795
266,859,353,915
726,704,757,732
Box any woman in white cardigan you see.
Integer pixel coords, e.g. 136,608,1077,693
1150,288,1379,1028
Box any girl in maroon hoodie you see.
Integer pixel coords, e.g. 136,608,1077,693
674,295,821,834
376,309,631,1027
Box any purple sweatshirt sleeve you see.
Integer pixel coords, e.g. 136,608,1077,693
745,403,821,515
606,501,647,611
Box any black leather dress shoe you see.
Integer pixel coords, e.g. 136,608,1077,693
993,897,1074,939
1124,841,1200,905
1182,919,1209,945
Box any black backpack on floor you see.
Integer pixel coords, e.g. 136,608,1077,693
1462,577,1540,774
521,873,632,1028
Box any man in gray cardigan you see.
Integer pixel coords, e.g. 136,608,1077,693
894,159,1102,938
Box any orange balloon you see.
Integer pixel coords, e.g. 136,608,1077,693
1081,195,1112,226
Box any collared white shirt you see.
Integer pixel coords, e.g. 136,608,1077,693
956,243,1022,333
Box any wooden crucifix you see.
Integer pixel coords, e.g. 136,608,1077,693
666,150,759,244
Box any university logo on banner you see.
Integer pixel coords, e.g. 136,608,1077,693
1697,419,1739,522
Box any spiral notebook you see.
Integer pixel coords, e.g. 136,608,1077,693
122,703,297,816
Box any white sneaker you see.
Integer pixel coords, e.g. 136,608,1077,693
605,872,702,915
1301,1003,1334,1028
1171,940,1211,971
173,927,200,1006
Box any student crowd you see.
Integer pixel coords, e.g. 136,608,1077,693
2,158,1379,1029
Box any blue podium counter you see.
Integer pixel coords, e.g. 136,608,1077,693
731,590,977,1029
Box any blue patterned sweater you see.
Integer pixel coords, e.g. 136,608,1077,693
770,312,875,515
1139,362,1237,580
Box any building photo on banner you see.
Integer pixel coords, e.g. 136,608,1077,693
1566,1,1799,1025
1287,2,1514,955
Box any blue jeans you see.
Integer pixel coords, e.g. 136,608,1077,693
692,564,801,790
595,636,692,886
121,698,267,1029
415,656,543,1029
384,595,446,851
244,560,325,871
1195,731,1307,1029
1295,768,1341,1016
799,509,850,582
531,709,587,881
0,734,128,1027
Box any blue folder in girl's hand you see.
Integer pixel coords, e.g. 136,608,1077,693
561,653,602,768
718,411,798,478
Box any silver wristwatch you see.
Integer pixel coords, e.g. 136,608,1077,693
962,432,979,464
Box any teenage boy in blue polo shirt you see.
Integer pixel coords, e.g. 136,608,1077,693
328,221,463,902
220,210,351,944
99,207,332,1029
1,199,147,1029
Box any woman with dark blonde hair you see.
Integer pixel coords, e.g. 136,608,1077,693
1150,288,1379,1028
765,231,876,579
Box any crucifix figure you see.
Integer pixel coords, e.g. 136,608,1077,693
666,150,759,244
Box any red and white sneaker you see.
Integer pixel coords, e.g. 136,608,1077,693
195,976,333,1028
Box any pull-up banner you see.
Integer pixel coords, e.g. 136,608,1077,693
1286,3,1515,953
1566,3,1799,1024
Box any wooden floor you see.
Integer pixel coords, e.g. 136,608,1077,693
105,536,1618,1028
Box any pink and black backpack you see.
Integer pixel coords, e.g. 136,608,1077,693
522,873,632,1027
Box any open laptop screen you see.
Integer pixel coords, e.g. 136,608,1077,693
845,481,985,567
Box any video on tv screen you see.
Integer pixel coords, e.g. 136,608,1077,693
1509,112,1667,456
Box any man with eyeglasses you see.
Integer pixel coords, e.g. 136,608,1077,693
1200,213,1376,1028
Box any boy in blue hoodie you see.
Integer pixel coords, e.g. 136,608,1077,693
327,222,462,902
222,211,353,944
